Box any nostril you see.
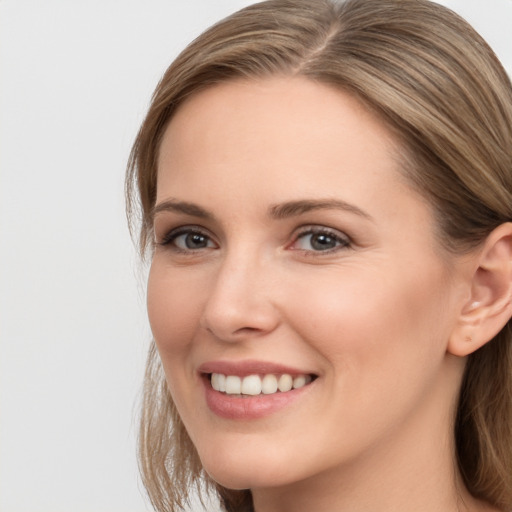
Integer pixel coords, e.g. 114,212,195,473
201,315,278,343
233,326,264,335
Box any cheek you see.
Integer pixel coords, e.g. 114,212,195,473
147,262,204,356
146,262,210,418
275,263,456,453
282,262,452,377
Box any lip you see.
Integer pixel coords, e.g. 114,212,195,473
199,359,317,420
198,359,314,377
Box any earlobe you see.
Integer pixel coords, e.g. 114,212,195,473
448,222,512,357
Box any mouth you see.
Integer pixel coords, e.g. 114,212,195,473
198,360,318,418
206,372,317,397
199,362,318,419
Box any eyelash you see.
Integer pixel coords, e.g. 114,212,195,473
289,226,351,254
158,226,217,253
157,225,351,255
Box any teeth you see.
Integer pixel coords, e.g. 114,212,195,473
278,374,293,392
225,375,241,394
293,375,306,389
210,373,313,396
262,374,278,394
211,373,226,392
217,373,226,392
241,375,262,395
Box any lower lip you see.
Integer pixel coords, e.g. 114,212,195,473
203,377,313,420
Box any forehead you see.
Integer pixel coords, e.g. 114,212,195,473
161,77,396,149
157,76,404,198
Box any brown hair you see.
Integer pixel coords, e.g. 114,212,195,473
126,1,512,510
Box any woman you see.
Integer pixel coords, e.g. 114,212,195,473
126,0,512,511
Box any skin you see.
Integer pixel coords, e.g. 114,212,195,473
147,77,497,512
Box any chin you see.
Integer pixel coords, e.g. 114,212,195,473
197,441,303,491
205,466,293,492
204,467,254,491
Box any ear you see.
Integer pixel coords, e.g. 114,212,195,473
448,222,512,357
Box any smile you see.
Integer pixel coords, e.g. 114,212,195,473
200,361,318,418
210,373,314,396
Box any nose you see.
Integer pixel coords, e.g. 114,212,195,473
199,252,280,342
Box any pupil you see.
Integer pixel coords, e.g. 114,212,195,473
311,234,335,250
186,233,207,249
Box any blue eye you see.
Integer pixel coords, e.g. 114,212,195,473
292,228,350,252
161,228,216,251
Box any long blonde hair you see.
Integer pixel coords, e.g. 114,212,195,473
126,1,512,510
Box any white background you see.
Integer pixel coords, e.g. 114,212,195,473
1,1,510,511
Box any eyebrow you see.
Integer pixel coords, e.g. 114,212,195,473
268,199,373,221
151,199,214,220
151,197,373,222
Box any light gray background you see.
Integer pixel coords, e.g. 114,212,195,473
1,1,510,511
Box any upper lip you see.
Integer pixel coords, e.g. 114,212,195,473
198,359,316,377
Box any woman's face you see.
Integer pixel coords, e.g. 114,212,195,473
148,77,468,492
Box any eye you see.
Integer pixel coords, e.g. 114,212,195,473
290,227,350,253
160,227,217,251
